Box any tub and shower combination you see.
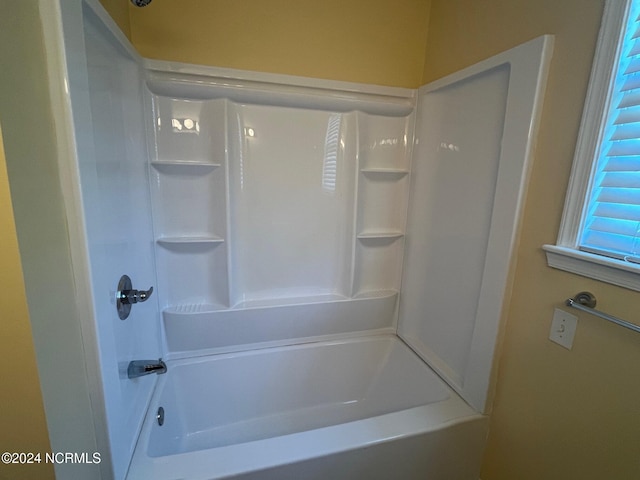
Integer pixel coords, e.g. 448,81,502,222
128,336,487,479
52,1,552,478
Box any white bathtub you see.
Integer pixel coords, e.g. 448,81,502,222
127,335,488,479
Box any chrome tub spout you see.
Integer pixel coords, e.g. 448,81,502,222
128,359,167,379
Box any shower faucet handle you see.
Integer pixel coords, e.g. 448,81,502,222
116,275,154,320
119,286,154,304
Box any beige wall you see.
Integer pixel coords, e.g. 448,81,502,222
0,126,54,480
127,0,430,88
424,1,640,479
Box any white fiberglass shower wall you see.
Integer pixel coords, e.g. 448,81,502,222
43,0,552,478
146,70,415,354
51,3,162,479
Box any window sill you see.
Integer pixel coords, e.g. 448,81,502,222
543,244,640,292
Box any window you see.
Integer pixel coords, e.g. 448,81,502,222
544,0,640,291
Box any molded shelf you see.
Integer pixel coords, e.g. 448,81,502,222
157,235,224,245
151,161,220,173
352,289,399,299
232,293,350,310
162,291,400,354
357,231,404,240
163,291,398,317
164,303,228,315
361,168,409,177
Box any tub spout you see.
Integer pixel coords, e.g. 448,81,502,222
128,359,167,379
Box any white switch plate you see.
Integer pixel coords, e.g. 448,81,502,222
549,308,578,350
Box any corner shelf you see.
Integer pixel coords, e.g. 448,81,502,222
157,235,224,245
352,289,399,299
357,230,404,240
361,168,409,177
151,160,221,166
151,161,220,174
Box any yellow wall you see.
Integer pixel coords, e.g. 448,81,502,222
99,0,131,39
127,0,430,88
0,125,54,480
424,1,640,479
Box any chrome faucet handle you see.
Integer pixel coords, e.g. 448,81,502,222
120,286,153,305
116,275,154,320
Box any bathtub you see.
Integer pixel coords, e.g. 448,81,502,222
127,335,488,479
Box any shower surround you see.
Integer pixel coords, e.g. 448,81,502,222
146,63,414,356
44,1,553,478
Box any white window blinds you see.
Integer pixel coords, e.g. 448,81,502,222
580,0,640,263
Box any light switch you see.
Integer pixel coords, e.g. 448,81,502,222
549,308,578,350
